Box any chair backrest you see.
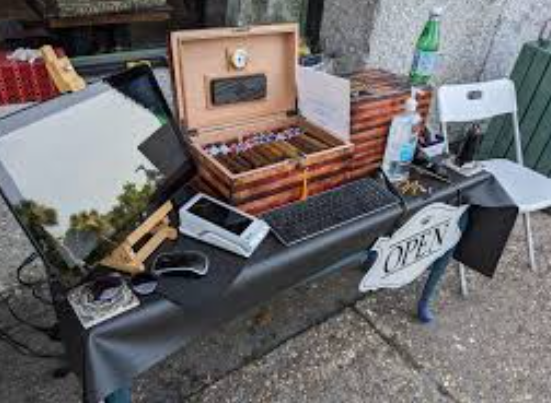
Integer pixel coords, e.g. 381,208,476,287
437,78,523,163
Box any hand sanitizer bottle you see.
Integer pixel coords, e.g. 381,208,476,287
382,95,421,182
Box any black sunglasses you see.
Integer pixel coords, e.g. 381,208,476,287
130,251,209,296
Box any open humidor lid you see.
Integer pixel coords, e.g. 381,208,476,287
170,24,298,134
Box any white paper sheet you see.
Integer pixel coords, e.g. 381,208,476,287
297,66,350,141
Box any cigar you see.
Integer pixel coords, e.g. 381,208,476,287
305,130,341,147
249,147,273,166
233,154,254,171
299,133,329,151
240,148,271,168
263,143,288,160
216,155,247,173
268,141,291,159
288,137,317,154
237,151,262,168
255,143,284,163
272,141,303,158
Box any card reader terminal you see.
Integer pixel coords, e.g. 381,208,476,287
178,193,270,257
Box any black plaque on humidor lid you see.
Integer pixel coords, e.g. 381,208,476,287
210,74,268,106
0,66,195,289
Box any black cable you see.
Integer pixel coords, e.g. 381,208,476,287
0,254,62,359
16,252,39,287
376,168,410,228
15,252,53,307
0,327,61,359
6,297,52,333
31,283,53,306
0,294,61,359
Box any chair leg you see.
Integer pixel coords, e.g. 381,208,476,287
523,213,537,271
458,263,468,298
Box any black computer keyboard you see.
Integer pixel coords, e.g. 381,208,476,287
262,177,400,245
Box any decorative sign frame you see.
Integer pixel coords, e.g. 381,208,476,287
360,203,469,292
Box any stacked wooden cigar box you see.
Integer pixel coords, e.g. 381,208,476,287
348,69,433,180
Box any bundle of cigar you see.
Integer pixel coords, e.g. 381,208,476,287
204,126,340,173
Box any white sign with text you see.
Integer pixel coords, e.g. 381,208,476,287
297,66,350,141
359,203,469,292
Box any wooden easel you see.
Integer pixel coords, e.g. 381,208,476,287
101,201,178,274
40,45,86,93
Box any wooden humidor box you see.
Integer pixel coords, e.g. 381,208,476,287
170,24,354,215
348,69,433,180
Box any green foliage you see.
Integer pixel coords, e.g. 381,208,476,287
106,182,155,234
18,179,156,266
65,182,154,243
15,200,58,229
69,209,112,237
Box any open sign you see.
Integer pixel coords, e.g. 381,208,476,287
360,203,468,292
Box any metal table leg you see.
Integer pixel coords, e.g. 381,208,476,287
104,388,132,403
417,212,469,323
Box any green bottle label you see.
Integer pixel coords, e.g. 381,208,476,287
411,50,438,77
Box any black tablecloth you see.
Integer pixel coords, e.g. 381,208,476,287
53,170,517,403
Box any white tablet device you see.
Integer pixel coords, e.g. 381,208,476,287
178,193,270,257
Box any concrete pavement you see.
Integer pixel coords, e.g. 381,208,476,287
0,213,549,403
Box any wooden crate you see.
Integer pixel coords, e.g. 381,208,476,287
348,69,433,180
170,24,354,216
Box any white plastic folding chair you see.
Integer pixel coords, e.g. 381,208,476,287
437,78,551,296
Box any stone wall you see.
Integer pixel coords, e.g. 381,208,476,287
481,0,551,80
321,0,378,59
322,0,551,84
234,0,551,83
363,0,505,85
318,0,551,130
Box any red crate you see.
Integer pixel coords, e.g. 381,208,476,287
0,50,62,105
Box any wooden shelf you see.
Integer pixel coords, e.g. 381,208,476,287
46,7,172,29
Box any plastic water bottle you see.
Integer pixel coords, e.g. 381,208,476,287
382,96,421,182
410,7,442,86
